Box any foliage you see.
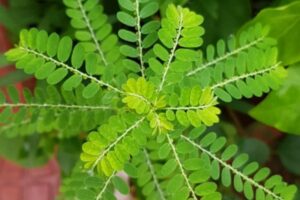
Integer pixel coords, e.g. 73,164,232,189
250,65,300,135
0,0,298,199
0,0,69,42
278,136,300,176
241,1,300,65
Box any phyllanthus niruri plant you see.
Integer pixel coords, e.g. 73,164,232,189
1,0,297,199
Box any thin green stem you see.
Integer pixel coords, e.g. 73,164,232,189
0,102,115,111
157,9,184,93
76,0,108,66
186,37,264,77
163,98,217,111
211,63,280,90
20,47,150,105
134,0,145,77
21,47,122,93
181,135,283,200
0,119,31,132
96,172,115,200
91,117,145,171
143,149,166,200
167,135,197,200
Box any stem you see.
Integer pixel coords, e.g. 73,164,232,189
134,0,145,77
211,63,281,90
96,172,115,200
167,135,197,200
181,135,283,200
21,47,123,94
157,9,184,93
186,37,264,77
91,117,145,171
77,0,108,66
143,149,166,200
0,103,115,111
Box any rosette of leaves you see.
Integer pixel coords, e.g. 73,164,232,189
1,0,296,199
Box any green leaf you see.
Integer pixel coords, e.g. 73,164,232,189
221,144,238,161
244,181,253,199
214,88,232,102
120,45,138,58
122,59,140,72
118,29,137,42
175,49,199,62
176,141,195,154
47,33,60,57
158,143,171,159
140,2,159,19
232,153,249,169
149,58,163,74
57,36,73,62
167,174,184,193
117,11,136,27
85,53,98,75
221,167,231,187
200,132,217,148
112,176,129,195
36,30,48,53
47,68,68,85
183,158,205,171
141,20,160,34
234,174,243,192
71,44,85,69
253,167,270,182
250,66,300,135
153,44,169,61
83,82,100,99
240,1,300,65
76,189,96,200
35,62,56,80
161,159,177,176
63,75,82,91
195,182,217,196
278,136,300,175
124,163,138,178
239,138,270,164
118,0,134,11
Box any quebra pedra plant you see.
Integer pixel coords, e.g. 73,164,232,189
1,0,297,199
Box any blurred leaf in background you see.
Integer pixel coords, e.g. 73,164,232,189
0,0,70,42
241,1,300,65
0,134,55,168
238,138,270,164
278,135,300,175
187,0,251,46
58,138,81,177
250,65,300,135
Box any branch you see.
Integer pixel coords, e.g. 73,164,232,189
181,135,283,200
0,102,116,111
143,149,166,200
211,62,281,90
134,0,145,77
167,135,197,200
186,37,264,77
96,172,116,200
20,47,123,94
0,119,31,132
163,98,217,111
91,117,145,171
157,10,184,93
76,0,108,66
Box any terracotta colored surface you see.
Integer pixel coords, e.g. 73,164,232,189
0,158,60,200
0,1,60,199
